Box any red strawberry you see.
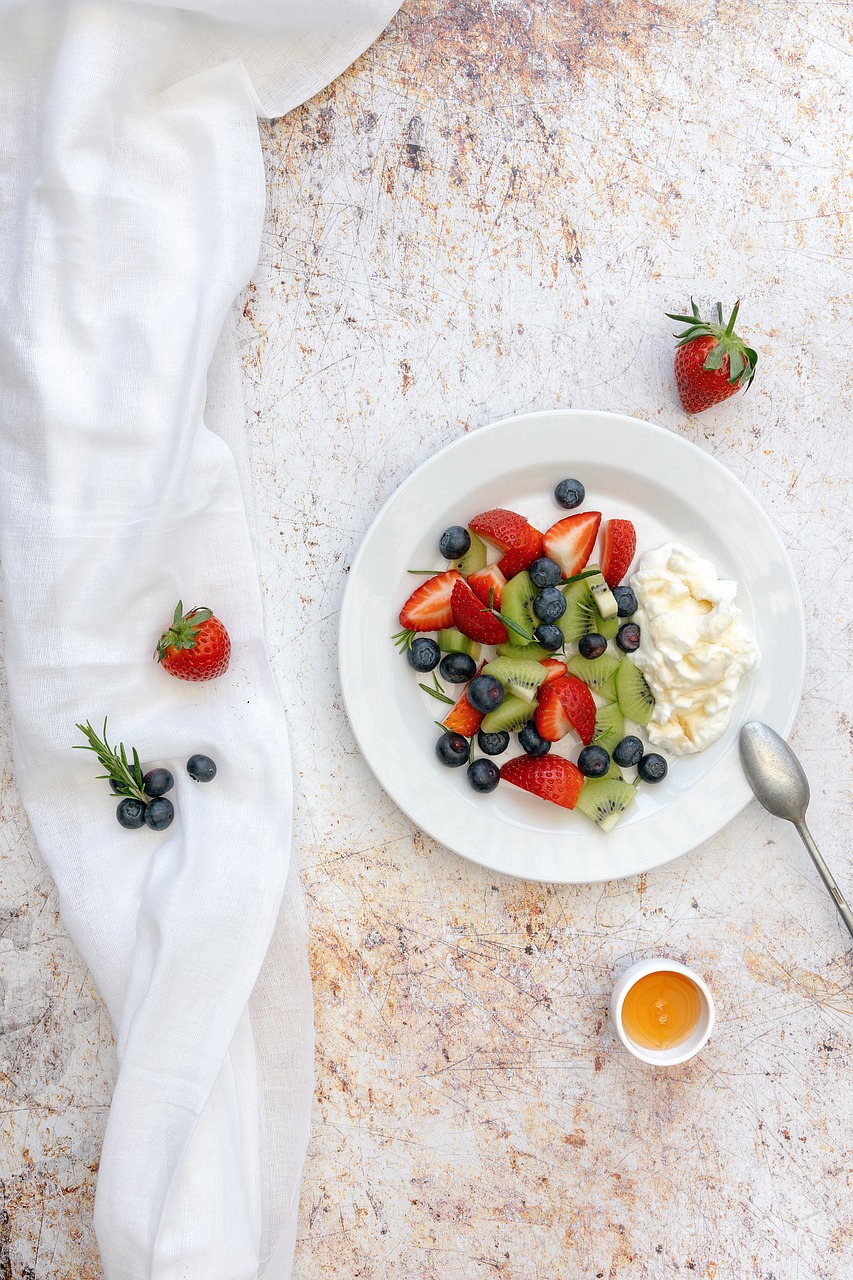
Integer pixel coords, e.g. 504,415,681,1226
539,658,568,686
535,674,596,744
599,519,637,589
467,564,507,610
450,579,508,645
468,508,529,550
500,755,584,810
666,299,757,415
443,689,484,736
156,600,231,682
496,523,544,578
398,569,463,632
542,512,601,578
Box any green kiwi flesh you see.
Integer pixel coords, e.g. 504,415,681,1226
500,570,538,648
566,653,622,701
496,640,553,661
592,702,625,753
437,628,482,660
454,532,488,577
615,660,655,727
482,655,548,704
481,693,537,734
576,776,638,832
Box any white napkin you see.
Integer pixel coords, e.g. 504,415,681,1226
0,1,400,1275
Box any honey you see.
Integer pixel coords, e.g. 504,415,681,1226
621,970,702,1051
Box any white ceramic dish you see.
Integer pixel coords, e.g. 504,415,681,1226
611,957,715,1066
338,410,805,884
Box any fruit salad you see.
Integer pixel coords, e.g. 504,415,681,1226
393,480,669,833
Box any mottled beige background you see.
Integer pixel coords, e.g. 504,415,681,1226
3,1,853,1277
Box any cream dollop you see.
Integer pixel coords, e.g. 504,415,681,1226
629,543,760,756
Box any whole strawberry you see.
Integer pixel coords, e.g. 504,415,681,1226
666,299,757,414
156,600,230,681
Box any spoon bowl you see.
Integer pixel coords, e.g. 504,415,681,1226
739,720,810,822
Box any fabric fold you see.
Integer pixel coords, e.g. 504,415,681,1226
0,0,401,1275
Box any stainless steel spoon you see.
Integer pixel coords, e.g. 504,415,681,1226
739,721,853,940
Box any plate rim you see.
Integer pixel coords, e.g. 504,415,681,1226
339,408,806,884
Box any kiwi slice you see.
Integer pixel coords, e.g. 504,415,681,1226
559,580,618,644
615,660,655,727
594,604,619,641
496,640,552,661
454,531,487,577
592,702,625,754
576,775,638,833
566,653,622,701
500,570,537,648
482,655,548,704
585,567,619,619
437,627,482,661
481,693,537,734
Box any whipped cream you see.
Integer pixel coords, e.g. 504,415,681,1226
629,543,760,756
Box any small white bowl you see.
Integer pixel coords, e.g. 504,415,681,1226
611,958,715,1066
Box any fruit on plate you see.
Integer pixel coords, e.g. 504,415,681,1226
591,703,624,754
666,298,758,415
450,579,509,644
468,508,544,578
397,570,463,636
480,693,537,734
467,564,506,610
435,732,470,767
156,600,232,681
500,755,584,810
467,758,501,793
615,660,655,727
534,674,596,745
500,571,538,647
599,518,637,589
542,511,601,577
481,654,547,704
407,636,441,672
566,652,621,702
554,478,585,510
439,525,470,559
443,684,485,736
576,774,639,832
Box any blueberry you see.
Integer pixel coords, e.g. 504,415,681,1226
638,753,668,783
533,587,567,624
110,777,132,795
467,758,500,793
612,735,644,768
613,585,638,617
407,637,441,672
435,732,470,768
616,622,641,653
577,744,610,778
439,525,471,559
578,632,607,660
533,623,564,652
518,721,551,757
116,797,146,829
528,556,563,589
144,796,175,830
466,674,505,714
143,767,174,798
554,478,585,509
187,753,217,782
439,651,476,683
477,729,510,756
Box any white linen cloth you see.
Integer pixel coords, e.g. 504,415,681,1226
0,1,401,1275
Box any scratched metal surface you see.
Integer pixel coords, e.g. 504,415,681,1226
2,1,853,1276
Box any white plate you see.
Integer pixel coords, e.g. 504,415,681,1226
339,410,805,884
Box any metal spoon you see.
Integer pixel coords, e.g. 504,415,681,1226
739,721,853,940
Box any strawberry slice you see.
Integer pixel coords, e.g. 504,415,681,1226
534,680,573,741
542,512,601,577
450,579,508,645
496,523,544,578
467,564,507,610
442,689,484,736
599,518,637,589
399,569,463,632
500,755,584,810
535,674,596,744
539,658,568,686
468,508,529,551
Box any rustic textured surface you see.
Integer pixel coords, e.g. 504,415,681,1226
3,1,853,1276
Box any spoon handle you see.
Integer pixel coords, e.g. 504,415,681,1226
795,819,853,941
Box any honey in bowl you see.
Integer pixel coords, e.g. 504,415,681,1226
621,969,702,1051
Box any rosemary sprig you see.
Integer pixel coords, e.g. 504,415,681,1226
74,718,147,804
406,568,444,575
559,567,602,587
419,673,455,705
392,627,417,652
